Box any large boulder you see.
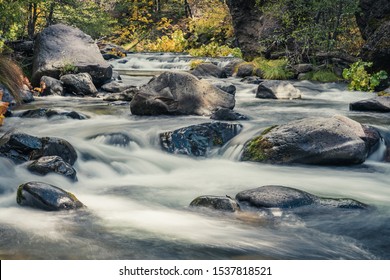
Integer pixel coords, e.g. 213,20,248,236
0,131,77,165
256,80,302,99
32,24,112,87
236,185,368,210
241,115,379,165
356,0,390,73
130,72,235,116
27,156,77,181
350,96,390,112
160,122,243,156
17,181,84,211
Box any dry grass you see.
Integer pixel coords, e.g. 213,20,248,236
0,56,23,104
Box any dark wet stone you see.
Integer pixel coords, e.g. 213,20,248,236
210,108,249,121
60,73,98,96
40,76,64,96
236,185,369,210
17,108,89,120
31,137,78,166
349,97,390,112
190,195,240,212
0,131,42,163
17,181,84,211
240,76,263,84
27,156,77,181
160,122,243,156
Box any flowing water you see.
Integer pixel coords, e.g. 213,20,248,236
0,53,389,260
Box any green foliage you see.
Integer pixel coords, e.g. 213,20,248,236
189,59,206,70
188,42,242,58
342,61,388,92
143,30,188,52
60,63,78,76
301,69,340,83
252,57,294,80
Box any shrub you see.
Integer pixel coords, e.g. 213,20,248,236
143,30,188,52
342,61,388,92
188,42,242,58
300,69,340,83
252,57,294,80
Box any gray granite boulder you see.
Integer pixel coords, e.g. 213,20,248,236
241,115,378,165
32,24,112,86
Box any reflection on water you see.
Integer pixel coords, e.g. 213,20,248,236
0,53,389,259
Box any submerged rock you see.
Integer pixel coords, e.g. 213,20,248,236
241,116,374,165
130,72,235,116
190,195,240,212
256,80,302,99
160,122,243,156
17,181,84,211
236,185,368,210
103,87,137,102
210,108,249,121
17,108,89,120
27,156,77,181
349,97,390,112
88,132,132,147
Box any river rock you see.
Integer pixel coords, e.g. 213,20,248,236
130,72,235,116
32,137,78,165
101,81,134,93
210,81,236,95
223,59,244,77
190,195,240,212
60,73,98,96
31,24,112,87
236,63,254,78
210,108,248,121
17,108,89,120
241,116,372,165
0,132,42,163
17,181,84,211
102,87,137,102
349,97,390,112
256,80,302,99
40,76,64,96
160,122,243,156
236,185,368,210
241,76,263,84
88,132,132,147
191,63,227,79
27,156,77,181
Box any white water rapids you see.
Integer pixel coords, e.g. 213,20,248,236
0,53,389,259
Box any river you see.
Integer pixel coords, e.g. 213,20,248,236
0,53,389,259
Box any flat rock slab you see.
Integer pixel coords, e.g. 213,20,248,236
350,96,390,112
32,24,112,87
